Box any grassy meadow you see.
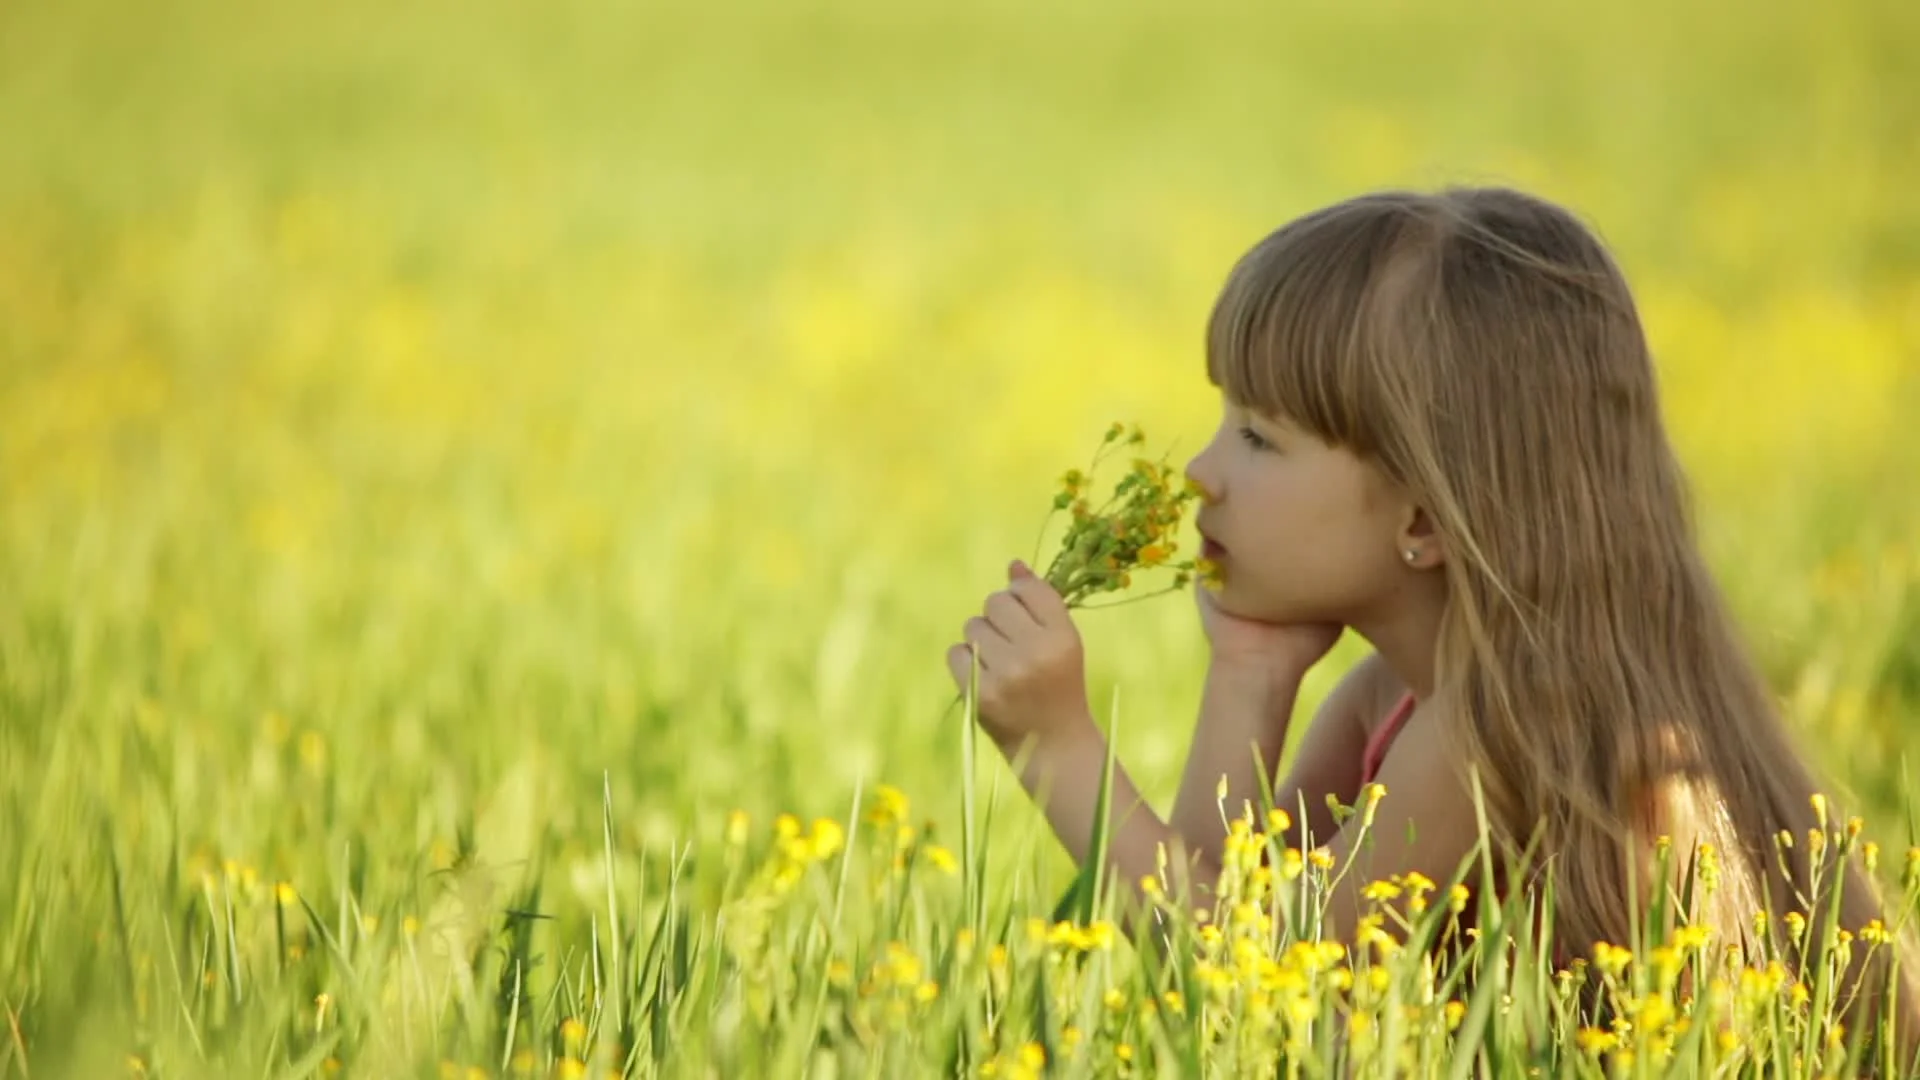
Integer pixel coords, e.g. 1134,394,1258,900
3,0,1920,1075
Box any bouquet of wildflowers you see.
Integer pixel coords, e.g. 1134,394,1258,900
1034,421,1220,608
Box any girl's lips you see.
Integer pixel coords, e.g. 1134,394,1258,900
1201,538,1227,560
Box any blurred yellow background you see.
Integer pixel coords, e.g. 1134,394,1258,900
1,0,1917,1066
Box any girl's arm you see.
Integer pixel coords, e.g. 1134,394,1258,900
994,653,1383,935
1170,654,1383,866
947,564,1415,943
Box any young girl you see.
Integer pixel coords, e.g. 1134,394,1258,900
945,185,1913,1035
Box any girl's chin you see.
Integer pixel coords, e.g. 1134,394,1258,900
1214,589,1281,621
1222,591,1321,625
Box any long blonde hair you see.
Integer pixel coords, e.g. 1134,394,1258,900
1206,186,1900,987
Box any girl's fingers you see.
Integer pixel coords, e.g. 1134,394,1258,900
1007,562,1069,626
946,643,980,689
963,615,1011,662
984,590,1034,639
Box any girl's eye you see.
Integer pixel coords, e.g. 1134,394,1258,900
1237,427,1270,451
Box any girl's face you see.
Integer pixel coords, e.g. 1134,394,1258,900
1183,398,1412,626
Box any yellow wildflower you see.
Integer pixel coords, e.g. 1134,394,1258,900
923,843,958,875
1362,879,1402,903
1784,911,1807,943
1673,924,1713,951
884,942,922,985
1578,1027,1619,1056
867,784,910,826
809,818,845,860
1593,942,1632,978
1280,848,1304,881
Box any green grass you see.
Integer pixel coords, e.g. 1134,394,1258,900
2,0,1919,1075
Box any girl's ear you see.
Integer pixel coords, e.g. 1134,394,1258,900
1397,506,1446,570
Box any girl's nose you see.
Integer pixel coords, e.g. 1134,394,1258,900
1183,455,1221,506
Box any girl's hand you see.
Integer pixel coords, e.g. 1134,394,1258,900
1194,581,1343,681
946,560,1094,751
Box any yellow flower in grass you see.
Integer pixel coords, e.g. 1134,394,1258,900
1279,848,1304,881
1592,942,1632,978
1783,910,1807,944
883,942,923,985
1355,914,1397,957
923,843,958,875
1401,871,1436,912
808,818,845,860
866,784,910,827
1577,1027,1620,1056
1673,924,1713,952
1362,879,1401,903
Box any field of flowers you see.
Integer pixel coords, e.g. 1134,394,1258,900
3,0,1918,1076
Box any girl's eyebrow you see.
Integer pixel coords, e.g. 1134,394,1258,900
1244,409,1289,434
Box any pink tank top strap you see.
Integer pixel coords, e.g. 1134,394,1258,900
1359,691,1417,786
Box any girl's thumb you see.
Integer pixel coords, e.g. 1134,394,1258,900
1009,559,1031,578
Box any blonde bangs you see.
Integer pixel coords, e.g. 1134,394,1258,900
1204,197,1429,454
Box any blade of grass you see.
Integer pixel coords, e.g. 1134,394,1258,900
1050,687,1120,928
964,647,982,939
601,771,625,1031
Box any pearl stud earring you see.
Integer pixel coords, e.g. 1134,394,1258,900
1403,548,1419,563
